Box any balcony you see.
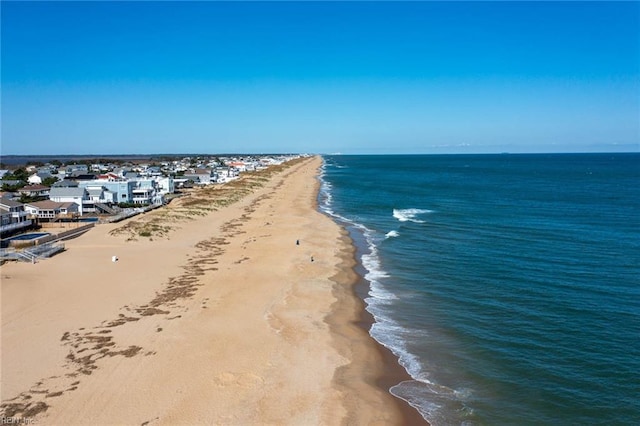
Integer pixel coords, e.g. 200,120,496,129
0,219,33,234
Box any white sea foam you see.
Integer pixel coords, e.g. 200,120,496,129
367,287,472,426
385,230,400,239
359,227,397,301
366,306,429,381
356,211,466,425
318,162,333,212
393,208,433,223
320,189,424,378
390,380,465,426
318,161,446,423
320,181,333,208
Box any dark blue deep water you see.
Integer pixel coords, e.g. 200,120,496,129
318,154,640,425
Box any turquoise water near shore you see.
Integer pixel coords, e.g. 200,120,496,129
318,153,640,425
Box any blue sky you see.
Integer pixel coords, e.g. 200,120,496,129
2,1,638,155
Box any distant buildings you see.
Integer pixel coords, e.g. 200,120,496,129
18,185,50,198
0,154,301,234
183,169,216,185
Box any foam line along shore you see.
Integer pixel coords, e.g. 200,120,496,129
317,153,640,425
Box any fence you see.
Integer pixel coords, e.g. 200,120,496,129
102,203,164,223
36,223,94,245
0,241,65,263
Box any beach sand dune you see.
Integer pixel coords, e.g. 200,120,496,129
1,156,416,424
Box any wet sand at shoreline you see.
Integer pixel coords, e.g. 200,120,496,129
1,156,424,424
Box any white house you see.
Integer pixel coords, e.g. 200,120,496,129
184,169,215,185
49,187,88,215
25,200,79,221
85,186,117,204
27,171,53,185
228,161,248,172
215,167,239,183
155,176,175,195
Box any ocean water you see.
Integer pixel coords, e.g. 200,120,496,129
318,154,640,425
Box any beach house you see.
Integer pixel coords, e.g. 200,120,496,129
132,187,154,204
49,186,88,215
85,186,117,204
0,197,32,235
183,169,216,185
214,167,238,183
77,179,136,204
132,178,168,205
24,200,79,221
83,186,118,213
155,176,175,195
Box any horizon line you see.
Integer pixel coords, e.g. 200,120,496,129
2,150,639,159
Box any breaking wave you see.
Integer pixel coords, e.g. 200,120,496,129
385,230,400,239
393,208,433,223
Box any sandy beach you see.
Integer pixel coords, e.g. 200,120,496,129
1,156,422,425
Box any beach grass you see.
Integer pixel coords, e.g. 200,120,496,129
108,158,304,241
